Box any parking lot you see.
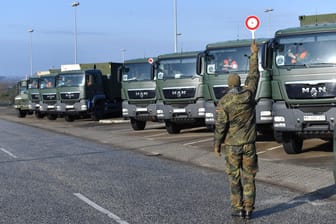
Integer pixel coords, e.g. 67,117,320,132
0,106,334,195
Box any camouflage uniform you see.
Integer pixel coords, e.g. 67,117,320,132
214,43,259,213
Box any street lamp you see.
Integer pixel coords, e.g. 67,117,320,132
264,8,274,37
28,29,34,77
72,1,80,64
174,0,178,53
120,48,126,63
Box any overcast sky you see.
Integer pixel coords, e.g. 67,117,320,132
1,0,335,78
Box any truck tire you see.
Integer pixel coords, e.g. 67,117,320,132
35,111,44,119
283,133,303,154
165,121,181,134
17,109,27,118
91,102,104,121
47,114,57,120
64,115,75,122
130,118,146,130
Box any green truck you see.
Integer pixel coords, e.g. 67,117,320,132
119,57,157,130
14,79,29,117
14,77,41,118
154,51,203,134
265,14,336,154
38,73,58,120
198,39,273,134
56,62,122,122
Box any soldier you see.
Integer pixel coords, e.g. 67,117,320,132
214,40,259,220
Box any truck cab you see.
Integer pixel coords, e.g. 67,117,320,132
39,74,58,120
155,51,204,134
120,58,157,130
56,62,122,122
198,39,272,134
267,23,336,154
14,79,29,117
27,77,41,118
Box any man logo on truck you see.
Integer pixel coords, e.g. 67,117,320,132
302,86,327,97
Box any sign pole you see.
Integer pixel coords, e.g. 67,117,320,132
245,15,260,40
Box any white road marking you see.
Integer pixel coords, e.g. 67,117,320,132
257,145,282,155
144,133,167,138
0,147,18,158
183,137,213,146
74,193,130,224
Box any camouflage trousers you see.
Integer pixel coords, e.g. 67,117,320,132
223,143,258,211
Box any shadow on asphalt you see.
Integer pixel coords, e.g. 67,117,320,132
253,184,336,219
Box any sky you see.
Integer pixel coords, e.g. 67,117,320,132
1,0,336,79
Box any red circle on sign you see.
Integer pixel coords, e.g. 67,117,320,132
148,58,154,64
245,15,260,31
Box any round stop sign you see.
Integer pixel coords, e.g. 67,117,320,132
245,15,260,31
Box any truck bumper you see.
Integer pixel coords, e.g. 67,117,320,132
56,100,88,115
122,101,157,121
156,100,205,123
273,101,335,137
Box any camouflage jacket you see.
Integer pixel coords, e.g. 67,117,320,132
214,51,260,146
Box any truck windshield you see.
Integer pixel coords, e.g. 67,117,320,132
122,63,152,81
156,57,197,80
57,74,85,87
28,78,39,89
40,76,56,89
274,32,336,67
206,46,250,75
19,81,27,94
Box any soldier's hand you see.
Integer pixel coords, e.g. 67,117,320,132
251,40,259,54
214,144,221,157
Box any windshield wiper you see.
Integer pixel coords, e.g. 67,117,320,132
308,62,336,67
283,64,309,70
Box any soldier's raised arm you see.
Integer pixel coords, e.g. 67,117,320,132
244,40,260,95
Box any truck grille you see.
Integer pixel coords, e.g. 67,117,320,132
213,86,228,99
60,92,80,100
31,93,40,100
285,82,336,99
162,87,195,99
128,89,155,99
42,93,57,101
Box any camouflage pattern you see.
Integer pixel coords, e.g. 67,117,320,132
224,144,258,211
214,44,259,212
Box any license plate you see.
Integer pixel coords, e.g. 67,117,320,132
303,115,326,121
136,108,147,112
173,108,186,113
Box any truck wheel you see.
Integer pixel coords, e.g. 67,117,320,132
206,125,215,132
35,111,44,119
64,115,75,122
91,102,104,121
17,109,27,118
165,121,181,134
130,118,146,130
47,114,57,120
283,133,303,154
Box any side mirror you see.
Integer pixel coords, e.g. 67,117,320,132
261,39,274,70
196,52,205,75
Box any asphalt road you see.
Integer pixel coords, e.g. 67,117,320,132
0,119,336,224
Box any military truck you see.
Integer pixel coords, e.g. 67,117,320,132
14,79,29,117
39,73,58,120
119,57,157,130
14,77,42,118
27,76,43,118
56,62,122,122
197,39,273,134
264,15,336,154
154,51,204,134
